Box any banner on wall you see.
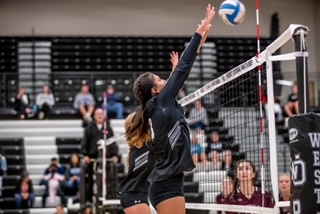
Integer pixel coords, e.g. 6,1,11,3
289,113,320,214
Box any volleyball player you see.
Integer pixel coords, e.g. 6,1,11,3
226,160,274,212
118,112,153,214
132,4,215,214
118,52,179,213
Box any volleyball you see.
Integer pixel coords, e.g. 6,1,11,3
219,0,246,26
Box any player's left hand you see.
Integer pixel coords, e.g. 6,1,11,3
170,51,179,71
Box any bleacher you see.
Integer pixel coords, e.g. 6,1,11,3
0,36,271,115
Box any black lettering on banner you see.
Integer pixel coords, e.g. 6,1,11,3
289,113,320,214
225,59,253,81
240,59,253,71
232,66,241,76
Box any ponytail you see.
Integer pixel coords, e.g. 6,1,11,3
125,106,151,149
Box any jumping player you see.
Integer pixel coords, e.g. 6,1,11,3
118,51,180,213
132,4,216,214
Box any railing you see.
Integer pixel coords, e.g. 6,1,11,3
1,70,318,108
0,70,205,108
0,71,165,108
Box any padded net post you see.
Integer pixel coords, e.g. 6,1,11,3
79,159,87,209
292,27,310,114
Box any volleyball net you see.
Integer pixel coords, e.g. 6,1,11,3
96,24,309,214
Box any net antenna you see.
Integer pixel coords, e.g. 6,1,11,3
102,92,108,201
179,24,309,213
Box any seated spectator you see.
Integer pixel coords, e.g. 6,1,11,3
285,84,299,117
191,136,207,168
15,87,32,120
73,85,95,123
0,146,8,198
42,164,66,207
36,85,55,119
188,100,209,131
279,173,291,214
205,132,232,170
216,171,235,214
65,153,81,196
225,160,274,210
105,85,124,119
15,170,35,209
43,157,65,176
55,204,65,214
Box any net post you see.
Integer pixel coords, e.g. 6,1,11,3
292,27,309,114
265,51,279,203
102,92,108,201
79,159,87,209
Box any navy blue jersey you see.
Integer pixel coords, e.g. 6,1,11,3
118,144,154,194
146,33,202,182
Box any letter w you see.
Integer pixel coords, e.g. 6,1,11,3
309,133,320,148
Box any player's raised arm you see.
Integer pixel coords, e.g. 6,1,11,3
158,4,215,103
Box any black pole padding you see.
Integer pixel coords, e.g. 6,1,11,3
292,27,310,114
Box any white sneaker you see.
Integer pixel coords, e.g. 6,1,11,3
38,111,45,119
83,114,93,123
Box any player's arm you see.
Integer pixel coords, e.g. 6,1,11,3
158,5,215,104
157,34,201,104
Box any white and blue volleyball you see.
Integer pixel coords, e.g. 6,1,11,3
219,0,246,26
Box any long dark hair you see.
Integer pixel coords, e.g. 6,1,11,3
230,159,258,202
126,72,155,148
125,111,151,148
69,153,80,168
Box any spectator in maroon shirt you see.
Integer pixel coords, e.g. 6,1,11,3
225,160,274,213
216,171,235,214
278,173,291,214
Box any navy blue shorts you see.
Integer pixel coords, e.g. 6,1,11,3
149,173,184,208
120,192,149,209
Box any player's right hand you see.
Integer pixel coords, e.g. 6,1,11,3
196,4,215,36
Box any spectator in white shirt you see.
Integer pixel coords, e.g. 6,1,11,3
188,100,209,131
73,85,95,123
36,85,55,119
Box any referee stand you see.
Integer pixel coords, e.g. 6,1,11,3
79,152,121,213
